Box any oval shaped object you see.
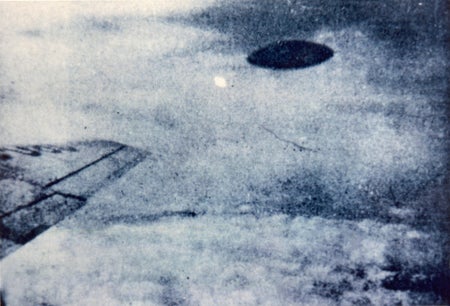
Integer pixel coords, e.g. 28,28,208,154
247,40,334,69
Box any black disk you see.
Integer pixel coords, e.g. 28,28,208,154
247,40,334,69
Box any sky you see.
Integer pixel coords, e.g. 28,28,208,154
0,1,448,305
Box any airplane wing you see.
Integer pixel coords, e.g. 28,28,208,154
0,140,146,258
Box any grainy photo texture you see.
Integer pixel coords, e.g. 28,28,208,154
0,1,449,305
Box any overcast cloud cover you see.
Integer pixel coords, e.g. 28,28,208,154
0,1,449,305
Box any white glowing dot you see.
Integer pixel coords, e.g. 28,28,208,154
214,76,227,88
418,2,423,5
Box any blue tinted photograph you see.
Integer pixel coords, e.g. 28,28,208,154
1,1,449,305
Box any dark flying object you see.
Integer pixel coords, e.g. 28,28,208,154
247,40,334,69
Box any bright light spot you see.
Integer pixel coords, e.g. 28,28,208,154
418,2,423,5
406,230,422,239
214,76,227,88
